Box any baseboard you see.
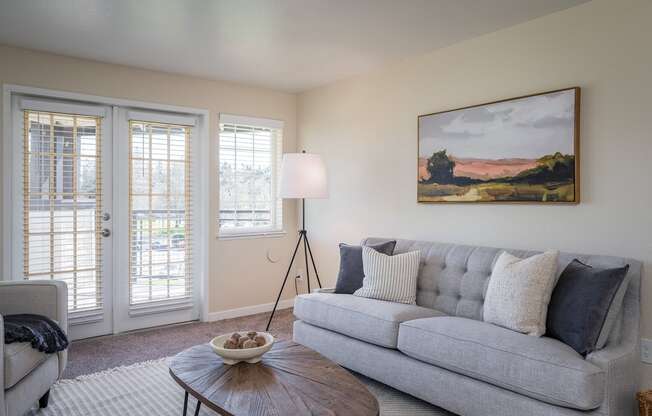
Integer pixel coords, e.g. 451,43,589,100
205,298,295,322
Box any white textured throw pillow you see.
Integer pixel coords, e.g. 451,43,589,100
483,250,559,336
353,246,420,304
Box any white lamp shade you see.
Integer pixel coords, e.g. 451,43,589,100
279,153,328,199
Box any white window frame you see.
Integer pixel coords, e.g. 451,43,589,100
2,84,212,325
218,114,285,239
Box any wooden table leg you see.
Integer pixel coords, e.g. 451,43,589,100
193,400,201,416
182,391,188,416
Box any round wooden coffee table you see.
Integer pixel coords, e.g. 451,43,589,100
169,340,379,416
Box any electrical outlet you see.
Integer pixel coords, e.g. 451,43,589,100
295,268,305,281
293,273,304,294
642,338,652,364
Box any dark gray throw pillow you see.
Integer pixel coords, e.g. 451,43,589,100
546,259,630,356
334,241,396,294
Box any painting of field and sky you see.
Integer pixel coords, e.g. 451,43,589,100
418,87,579,203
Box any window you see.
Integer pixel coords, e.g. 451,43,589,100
218,114,283,236
23,110,103,312
129,120,193,305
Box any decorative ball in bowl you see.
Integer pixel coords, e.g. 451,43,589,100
210,331,274,365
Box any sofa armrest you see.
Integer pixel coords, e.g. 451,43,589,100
312,287,335,294
586,342,639,415
0,280,68,335
586,341,637,367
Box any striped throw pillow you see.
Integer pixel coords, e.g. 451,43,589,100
353,246,420,304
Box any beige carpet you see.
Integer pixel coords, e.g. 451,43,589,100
31,356,452,416
64,309,295,379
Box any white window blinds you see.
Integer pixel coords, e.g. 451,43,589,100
128,120,193,305
218,114,283,235
23,110,103,313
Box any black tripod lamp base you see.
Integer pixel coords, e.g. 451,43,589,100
265,229,321,331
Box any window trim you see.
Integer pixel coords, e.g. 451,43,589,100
219,113,283,130
217,229,287,241
217,114,284,238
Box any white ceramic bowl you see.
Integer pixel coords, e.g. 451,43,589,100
210,332,274,365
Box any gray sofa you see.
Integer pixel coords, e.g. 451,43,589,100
0,280,68,416
293,238,641,416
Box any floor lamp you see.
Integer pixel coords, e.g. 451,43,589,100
266,151,328,331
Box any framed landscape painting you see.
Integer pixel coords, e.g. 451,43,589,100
418,87,580,203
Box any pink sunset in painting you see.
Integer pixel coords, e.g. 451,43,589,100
419,157,538,182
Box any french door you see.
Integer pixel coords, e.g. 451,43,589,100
14,97,113,339
13,96,199,339
113,109,199,333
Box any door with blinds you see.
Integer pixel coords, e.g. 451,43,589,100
113,110,199,333
15,98,114,340
12,96,200,338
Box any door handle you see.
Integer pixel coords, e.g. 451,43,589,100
101,228,111,238
102,212,111,221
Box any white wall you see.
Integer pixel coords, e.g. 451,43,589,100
0,44,300,317
298,0,652,386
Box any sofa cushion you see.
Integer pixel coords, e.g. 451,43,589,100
363,238,639,336
294,293,443,348
398,316,604,410
4,341,49,388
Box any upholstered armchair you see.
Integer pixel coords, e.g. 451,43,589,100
0,280,68,416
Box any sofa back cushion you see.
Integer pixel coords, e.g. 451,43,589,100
362,238,639,329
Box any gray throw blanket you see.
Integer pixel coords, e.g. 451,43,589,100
4,314,68,354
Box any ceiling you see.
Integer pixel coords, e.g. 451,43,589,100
0,0,589,92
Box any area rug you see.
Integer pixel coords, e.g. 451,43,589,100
29,357,452,415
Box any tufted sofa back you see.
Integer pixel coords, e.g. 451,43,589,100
362,238,641,329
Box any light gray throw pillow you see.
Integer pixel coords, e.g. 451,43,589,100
483,250,559,336
353,247,420,304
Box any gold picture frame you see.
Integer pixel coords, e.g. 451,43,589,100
417,87,580,204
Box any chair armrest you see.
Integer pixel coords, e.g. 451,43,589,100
0,280,68,334
312,287,335,294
